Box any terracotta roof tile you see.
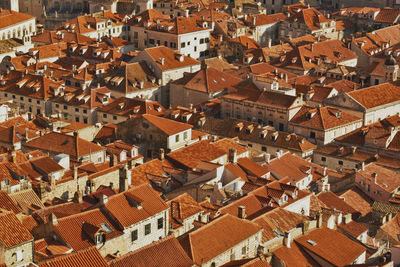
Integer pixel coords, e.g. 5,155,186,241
338,220,367,238
140,46,200,71
109,235,193,267
290,105,362,130
38,246,108,267
24,132,104,158
340,187,373,217
317,191,358,215
295,227,366,266
347,81,400,109
252,207,308,242
178,214,261,265
55,208,122,251
0,9,34,30
104,184,168,228
0,209,33,248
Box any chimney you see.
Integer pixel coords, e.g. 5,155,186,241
73,190,83,204
267,38,272,48
372,172,378,184
316,212,322,228
228,148,237,164
100,194,108,205
73,165,78,179
111,153,118,166
264,153,271,164
322,166,327,176
238,206,246,219
361,162,365,171
310,43,314,52
275,151,281,159
283,231,292,248
159,148,165,161
49,213,58,226
351,146,356,154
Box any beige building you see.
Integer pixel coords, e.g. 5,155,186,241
289,106,363,145
170,67,242,108
0,210,34,266
279,7,343,40
221,81,304,132
117,114,195,160
325,81,400,125
131,46,201,107
179,214,262,267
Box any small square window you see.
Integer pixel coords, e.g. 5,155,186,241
145,223,151,235
321,157,326,162
131,229,138,241
338,160,343,165
75,108,79,112
103,114,107,118
157,218,163,229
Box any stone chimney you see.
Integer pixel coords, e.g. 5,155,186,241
238,206,246,219
316,211,322,228
264,153,271,164
73,190,83,204
361,162,365,171
73,165,78,179
119,164,131,192
111,153,118,167
229,148,237,164
267,38,272,48
159,148,165,161
283,231,292,248
100,194,108,205
372,172,378,184
322,166,327,176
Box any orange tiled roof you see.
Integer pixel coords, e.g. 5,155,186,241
38,246,108,267
347,81,400,109
141,46,200,71
290,106,362,130
317,191,358,215
179,214,261,265
0,209,33,248
24,132,104,158
55,208,122,251
141,114,193,135
295,227,366,266
104,184,168,228
0,9,34,30
0,190,21,214
109,235,193,267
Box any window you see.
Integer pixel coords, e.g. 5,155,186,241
83,109,87,114
103,114,107,118
37,100,40,104
75,117,79,122
200,38,204,44
64,105,67,110
75,82,80,87
175,134,180,142
20,96,23,100
262,146,267,152
338,160,343,165
56,104,59,108
83,118,87,123
242,246,247,255
157,217,163,229
75,108,79,112
113,115,117,120
181,42,186,48
310,131,316,138
145,223,151,235
28,98,32,103
321,157,326,162
131,229,138,241
12,95,15,99
13,250,23,262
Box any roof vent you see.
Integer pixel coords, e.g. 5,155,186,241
307,240,317,246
